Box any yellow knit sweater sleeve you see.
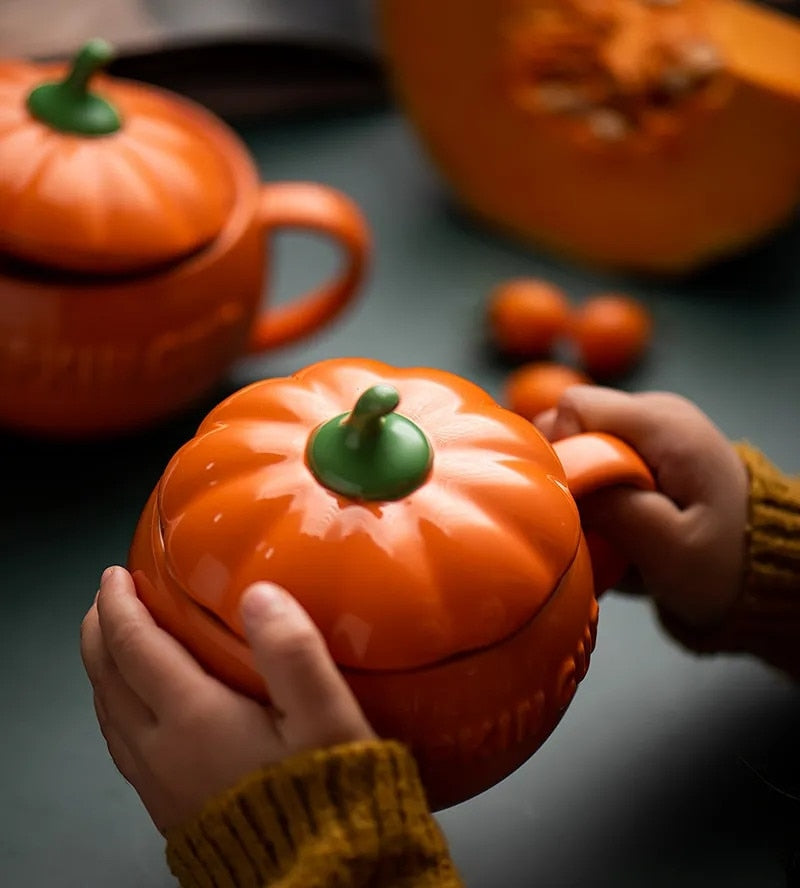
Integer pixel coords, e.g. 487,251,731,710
659,443,800,680
164,739,464,888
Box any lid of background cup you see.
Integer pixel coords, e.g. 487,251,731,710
0,40,236,276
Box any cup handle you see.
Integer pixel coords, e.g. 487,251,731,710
247,182,371,352
552,432,655,596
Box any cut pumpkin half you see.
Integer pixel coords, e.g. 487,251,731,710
379,0,800,273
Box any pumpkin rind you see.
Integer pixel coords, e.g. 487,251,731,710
142,357,581,671
379,0,800,273
0,58,235,274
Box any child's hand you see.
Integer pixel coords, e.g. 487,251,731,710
534,386,749,632
80,567,375,833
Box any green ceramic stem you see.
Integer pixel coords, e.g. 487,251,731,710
307,384,433,501
27,39,122,136
343,385,401,445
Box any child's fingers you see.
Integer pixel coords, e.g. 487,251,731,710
551,386,665,443
577,486,685,585
563,386,713,458
531,406,559,439
93,691,145,787
96,566,212,717
543,387,739,507
81,602,155,731
240,583,374,749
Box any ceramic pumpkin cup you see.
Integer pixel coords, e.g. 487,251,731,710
128,357,654,810
0,41,370,437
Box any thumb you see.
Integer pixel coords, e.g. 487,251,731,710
240,583,374,748
533,384,600,441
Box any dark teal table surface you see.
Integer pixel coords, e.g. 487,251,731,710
2,108,799,887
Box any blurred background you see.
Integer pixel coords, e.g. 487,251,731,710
1,2,799,887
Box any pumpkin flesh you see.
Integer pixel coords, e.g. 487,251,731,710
379,0,800,272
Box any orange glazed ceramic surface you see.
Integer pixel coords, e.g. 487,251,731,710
379,0,800,273
0,41,235,274
0,44,370,437
129,357,653,808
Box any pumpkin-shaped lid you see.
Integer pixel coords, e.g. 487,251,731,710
152,358,582,671
0,40,236,275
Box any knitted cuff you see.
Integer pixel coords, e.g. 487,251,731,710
736,443,800,597
164,739,461,888
658,443,800,680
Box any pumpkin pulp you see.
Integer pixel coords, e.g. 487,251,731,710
380,0,800,272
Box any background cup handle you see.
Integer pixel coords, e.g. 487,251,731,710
247,182,371,352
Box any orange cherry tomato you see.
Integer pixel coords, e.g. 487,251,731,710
488,278,571,356
504,361,592,419
570,293,652,378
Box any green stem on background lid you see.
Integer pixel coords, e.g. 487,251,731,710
27,39,122,136
306,384,433,501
